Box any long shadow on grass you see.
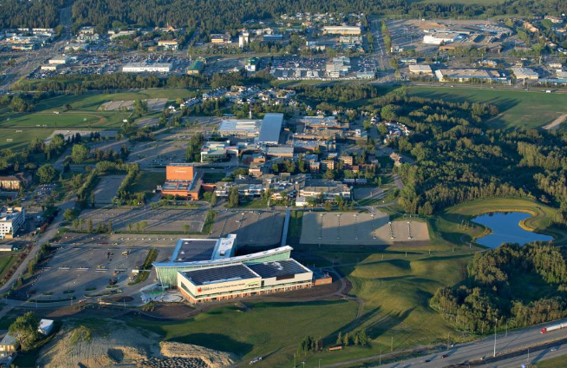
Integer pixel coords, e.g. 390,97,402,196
366,307,414,340
176,333,253,356
322,307,381,346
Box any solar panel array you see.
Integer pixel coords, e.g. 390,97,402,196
183,264,259,285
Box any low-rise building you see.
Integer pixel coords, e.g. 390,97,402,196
0,207,25,239
122,62,172,73
211,34,231,44
435,68,501,83
408,64,433,75
0,176,23,191
218,119,261,138
423,32,459,45
158,39,179,50
0,334,19,356
511,67,539,80
38,319,54,335
299,179,351,200
323,26,361,36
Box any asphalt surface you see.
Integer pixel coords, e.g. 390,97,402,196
473,343,566,368
380,320,567,368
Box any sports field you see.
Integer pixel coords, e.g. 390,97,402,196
0,89,194,151
408,86,567,129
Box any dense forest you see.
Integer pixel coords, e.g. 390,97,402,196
430,243,566,334
0,0,64,28
375,91,567,219
0,0,566,31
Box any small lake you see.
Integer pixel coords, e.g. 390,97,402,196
473,212,553,248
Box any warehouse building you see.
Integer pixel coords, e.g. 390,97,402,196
122,62,172,73
258,113,284,145
435,68,501,83
423,32,460,45
0,207,26,239
323,26,361,36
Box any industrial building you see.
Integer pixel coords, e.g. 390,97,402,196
153,234,314,303
160,164,201,200
48,56,69,65
0,207,25,239
323,26,361,36
258,113,284,145
158,40,179,50
122,62,172,73
511,67,539,80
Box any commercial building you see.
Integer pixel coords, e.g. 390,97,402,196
158,40,179,50
0,176,23,191
435,68,501,83
323,26,361,36
408,64,433,75
48,56,69,65
511,67,539,80
218,119,261,138
122,62,172,73
153,234,314,302
299,180,351,200
0,334,19,356
0,207,25,239
211,34,231,44
258,113,284,145
160,164,201,200
40,64,60,71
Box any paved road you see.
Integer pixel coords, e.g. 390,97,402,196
380,321,567,368
369,18,388,71
473,343,566,368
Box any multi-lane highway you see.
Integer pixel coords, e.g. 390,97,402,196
381,320,566,368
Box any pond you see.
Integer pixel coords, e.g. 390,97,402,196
472,212,553,248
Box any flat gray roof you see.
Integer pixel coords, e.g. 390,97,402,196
183,264,259,285
258,113,284,144
172,239,218,262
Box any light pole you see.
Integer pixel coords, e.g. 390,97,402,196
493,319,498,357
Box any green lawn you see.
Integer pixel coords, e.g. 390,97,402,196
408,86,567,129
128,171,165,193
127,300,358,367
0,89,195,151
535,354,567,368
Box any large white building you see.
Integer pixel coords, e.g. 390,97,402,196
122,62,172,73
0,207,25,239
511,67,539,80
323,26,361,36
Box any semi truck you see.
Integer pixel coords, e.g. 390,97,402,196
540,322,567,334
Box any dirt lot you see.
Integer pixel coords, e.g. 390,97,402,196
300,211,429,245
210,210,284,247
79,207,207,233
93,175,125,205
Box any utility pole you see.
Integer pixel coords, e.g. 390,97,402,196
391,336,394,352
493,319,498,357
379,348,382,366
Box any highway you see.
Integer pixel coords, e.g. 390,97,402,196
379,320,567,368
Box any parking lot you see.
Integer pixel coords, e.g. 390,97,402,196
127,133,187,168
300,211,429,245
210,210,285,247
79,207,207,233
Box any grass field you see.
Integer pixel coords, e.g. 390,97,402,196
128,171,165,193
0,88,194,151
0,253,16,281
535,354,567,368
127,300,358,367
408,86,567,129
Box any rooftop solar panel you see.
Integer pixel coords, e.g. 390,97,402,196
183,264,259,285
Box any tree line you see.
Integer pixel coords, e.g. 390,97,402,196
430,243,566,334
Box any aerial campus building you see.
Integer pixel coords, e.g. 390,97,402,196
153,234,314,303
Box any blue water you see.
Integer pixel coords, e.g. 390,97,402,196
473,212,553,248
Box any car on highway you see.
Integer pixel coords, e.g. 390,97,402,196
441,354,449,358
249,356,263,365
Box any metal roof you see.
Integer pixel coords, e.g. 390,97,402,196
172,239,218,262
258,113,284,144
